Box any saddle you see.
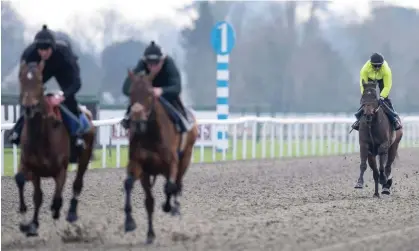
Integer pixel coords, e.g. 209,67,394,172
45,91,64,121
158,96,194,132
44,91,91,132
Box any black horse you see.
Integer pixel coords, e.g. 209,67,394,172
354,81,403,197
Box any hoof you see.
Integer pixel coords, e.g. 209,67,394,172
19,205,27,214
125,216,136,232
171,201,180,216
386,178,393,188
162,202,171,213
19,222,30,233
52,210,60,220
20,222,38,237
354,182,364,189
145,232,156,244
171,206,180,216
373,193,380,198
66,212,78,223
164,181,178,195
381,188,391,195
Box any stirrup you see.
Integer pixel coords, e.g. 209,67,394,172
121,117,130,129
351,120,360,128
8,132,20,145
394,122,402,130
75,137,86,149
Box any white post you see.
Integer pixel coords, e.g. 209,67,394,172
216,54,230,152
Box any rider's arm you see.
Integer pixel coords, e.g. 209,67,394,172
359,61,370,94
380,61,392,98
59,46,81,99
20,44,53,83
122,59,146,97
161,56,181,98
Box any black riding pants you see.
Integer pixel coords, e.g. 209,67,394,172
63,95,80,116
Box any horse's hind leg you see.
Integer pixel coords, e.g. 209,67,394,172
368,155,380,198
171,146,194,217
162,152,179,213
378,143,390,185
66,132,94,223
51,168,67,220
20,175,42,237
140,174,156,244
382,143,399,195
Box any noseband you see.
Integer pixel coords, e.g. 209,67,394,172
130,95,157,134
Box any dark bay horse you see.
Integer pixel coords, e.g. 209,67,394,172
15,61,96,237
123,70,198,244
354,81,403,197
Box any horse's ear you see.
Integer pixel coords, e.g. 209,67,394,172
38,60,45,72
128,69,135,80
19,60,27,74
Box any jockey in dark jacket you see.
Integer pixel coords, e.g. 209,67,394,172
8,24,89,154
120,41,192,132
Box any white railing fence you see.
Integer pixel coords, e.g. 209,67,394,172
2,116,419,176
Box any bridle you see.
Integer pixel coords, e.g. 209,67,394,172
129,78,157,134
20,65,45,119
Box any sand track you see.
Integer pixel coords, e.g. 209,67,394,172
2,148,419,251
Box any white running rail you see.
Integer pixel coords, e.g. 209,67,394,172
2,116,419,176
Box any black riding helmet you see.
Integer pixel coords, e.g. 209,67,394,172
143,41,163,64
34,24,56,50
370,52,384,68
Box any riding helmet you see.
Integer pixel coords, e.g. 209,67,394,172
34,24,56,50
143,41,163,64
370,52,384,67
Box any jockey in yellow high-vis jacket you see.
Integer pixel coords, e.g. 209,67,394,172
351,52,402,131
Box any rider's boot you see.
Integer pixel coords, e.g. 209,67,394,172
174,99,193,132
8,115,25,145
120,105,131,130
351,106,364,131
383,98,402,131
393,115,402,131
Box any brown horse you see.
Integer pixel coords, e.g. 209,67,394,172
354,81,403,197
123,70,198,244
15,61,96,237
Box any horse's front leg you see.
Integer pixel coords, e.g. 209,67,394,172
20,175,43,237
355,144,369,189
67,130,95,223
15,164,28,215
124,165,138,232
140,173,156,244
378,143,389,186
368,155,380,198
51,168,67,220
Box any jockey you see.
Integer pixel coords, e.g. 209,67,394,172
8,24,88,153
351,52,402,131
120,40,192,132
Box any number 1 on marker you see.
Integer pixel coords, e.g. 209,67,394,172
218,22,227,53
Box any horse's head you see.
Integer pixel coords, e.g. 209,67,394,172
19,61,45,118
127,70,155,134
361,80,380,122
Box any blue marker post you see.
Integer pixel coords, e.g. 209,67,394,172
211,21,236,152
